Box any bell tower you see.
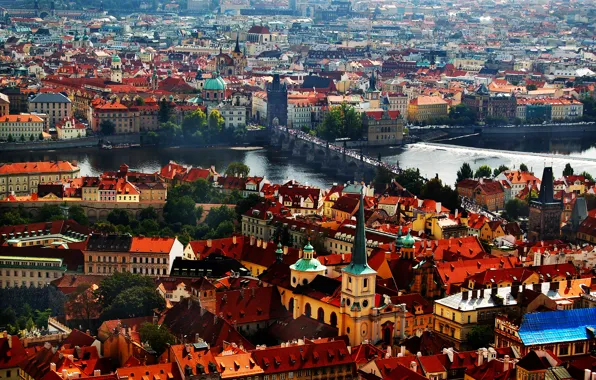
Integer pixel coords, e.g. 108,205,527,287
340,191,377,345
110,54,122,83
365,71,381,109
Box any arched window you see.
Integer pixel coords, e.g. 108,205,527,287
288,298,294,314
330,312,337,327
317,307,324,322
304,303,312,317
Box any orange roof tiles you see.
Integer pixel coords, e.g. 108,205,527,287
0,161,78,175
130,237,176,254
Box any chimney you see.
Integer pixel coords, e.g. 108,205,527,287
462,291,469,300
503,355,510,371
50,363,57,372
436,202,442,214
549,281,558,291
409,361,417,372
232,235,237,244
283,246,288,255
455,209,458,219
585,369,592,380
592,372,596,380
511,284,519,299
257,238,262,248
93,370,101,377
263,241,268,250
491,286,498,297
250,235,255,246
62,370,68,379
67,354,74,362
477,349,484,366
207,239,212,248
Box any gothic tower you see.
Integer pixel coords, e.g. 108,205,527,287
365,71,381,109
110,54,122,83
266,73,287,127
340,191,377,345
528,167,563,241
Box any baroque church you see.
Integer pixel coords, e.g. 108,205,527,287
213,35,247,76
266,192,409,346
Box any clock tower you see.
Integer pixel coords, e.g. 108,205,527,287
340,191,377,345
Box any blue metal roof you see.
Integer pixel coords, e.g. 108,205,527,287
518,308,596,346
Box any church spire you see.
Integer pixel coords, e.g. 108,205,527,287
343,190,375,275
234,33,241,54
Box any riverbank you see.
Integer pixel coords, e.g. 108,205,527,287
0,134,141,152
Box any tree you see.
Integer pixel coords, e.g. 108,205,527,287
448,104,475,125
29,134,34,141
163,195,197,225
96,272,155,309
421,178,460,211
563,163,574,177
92,221,117,234
65,284,102,330
139,219,160,236
38,132,44,141
211,220,235,238
139,323,176,355
505,198,530,220
158,98,173,123
195,205,204,221
159,121,182,144
466,325,494,349
139,206,158,221
204,205,236,231
100,120,116,136
526,84,538,91
456,162,474,183
107,209,132,226
182,108,207,139
102,286,165,319
493,165,509,177
37,204,65,222
135,97,145,106
225,162,250,178
474,165,492,179
7,134,13,142
519,163,529,172
579,171,594,182
395,168,425,195
19,135,25,142
69,205,89,226
316,103,362,141
207,109,225,141
373,166,395,188
234,194,261,221
192,178,214,203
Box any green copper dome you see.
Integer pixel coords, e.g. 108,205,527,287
112,54,121,62
204,72,226,91
276,242,283,255
290,257,326,272
402,230,415,248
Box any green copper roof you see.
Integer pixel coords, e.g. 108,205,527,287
112,54,121,62
402,230,415,248
303,241,314,254
276,242,283,255
290,257,326,272
204,72,226,91
343,192,376,276
395,227,403,248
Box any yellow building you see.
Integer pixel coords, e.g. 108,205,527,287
480,221,505,241
407,96,448,123
0,114,45,142
0,256,68,288
263,194,410,346
0,161,80,198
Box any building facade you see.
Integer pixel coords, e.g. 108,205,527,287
0,161,80,197
28,93,72,128
267,74,288,127
0,114,45,142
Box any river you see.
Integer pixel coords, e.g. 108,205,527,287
2,135,596,189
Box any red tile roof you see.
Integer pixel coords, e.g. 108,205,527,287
251,340,354,375
0,161,78,175
129,237,176,254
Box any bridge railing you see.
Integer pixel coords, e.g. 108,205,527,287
274,126,403,175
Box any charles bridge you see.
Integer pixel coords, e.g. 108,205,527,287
270,126,401,182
